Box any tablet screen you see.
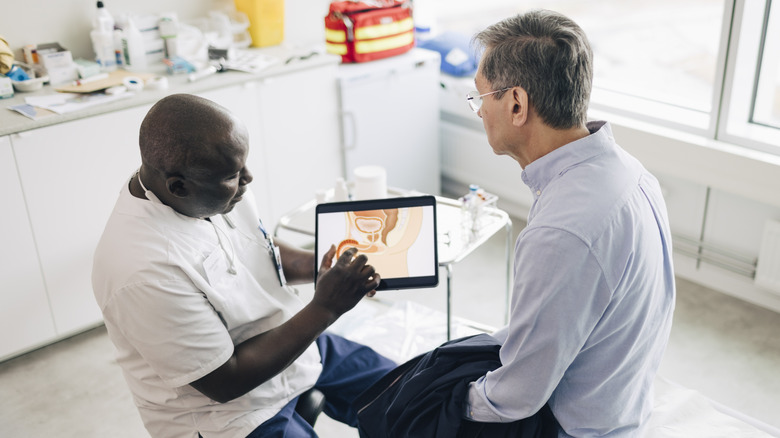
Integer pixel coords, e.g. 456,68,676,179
315,195,438,290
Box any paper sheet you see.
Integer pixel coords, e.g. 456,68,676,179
24,92,133,114
7,104,57,120
53,70,154,93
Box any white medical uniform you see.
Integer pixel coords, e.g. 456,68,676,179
92,180,322,438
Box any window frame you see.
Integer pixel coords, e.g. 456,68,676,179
716,0,780,156
585,0,732,140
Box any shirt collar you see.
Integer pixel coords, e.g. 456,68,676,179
521,121,613,196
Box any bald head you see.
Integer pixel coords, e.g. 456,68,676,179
135,94,253,218
139,93,243,177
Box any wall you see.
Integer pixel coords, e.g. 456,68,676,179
1,0,330,61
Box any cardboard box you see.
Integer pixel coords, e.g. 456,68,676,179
41,51,79,85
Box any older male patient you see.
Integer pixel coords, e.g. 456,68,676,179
461,10,676,437
92,93,395,438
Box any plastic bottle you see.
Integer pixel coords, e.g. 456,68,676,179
90,1,117,71
461,184,481,231
158,13,179,59
113,29,124,68
121,18,147,71
93,1,114,31
91,29,116,71
333,178,350,202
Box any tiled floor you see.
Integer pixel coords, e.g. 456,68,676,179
1,216,779,437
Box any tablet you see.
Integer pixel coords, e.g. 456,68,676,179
315,195,438,290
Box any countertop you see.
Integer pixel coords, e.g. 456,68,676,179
0,46,340,137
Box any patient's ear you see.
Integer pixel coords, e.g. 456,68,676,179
166,176,188,198
511,87,529,127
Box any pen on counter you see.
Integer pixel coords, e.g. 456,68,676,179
72,73,109,86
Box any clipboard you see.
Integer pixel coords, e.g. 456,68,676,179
54,70,155,93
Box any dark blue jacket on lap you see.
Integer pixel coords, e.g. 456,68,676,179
354,334,557,438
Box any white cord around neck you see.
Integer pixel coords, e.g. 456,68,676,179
137,169,149,192
209,218,238,275
136,169,163,204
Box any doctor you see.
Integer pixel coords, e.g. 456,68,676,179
462,10,676,437
92,93,395,438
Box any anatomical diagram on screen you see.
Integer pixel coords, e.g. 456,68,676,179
319,206,433,279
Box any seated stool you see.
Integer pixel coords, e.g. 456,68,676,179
295,388,326,426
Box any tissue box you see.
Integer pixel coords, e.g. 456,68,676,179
0,77,13,99
41,51,79,85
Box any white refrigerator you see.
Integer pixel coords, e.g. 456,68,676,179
337,48,441,195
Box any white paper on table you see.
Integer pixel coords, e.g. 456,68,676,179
24,92,134,114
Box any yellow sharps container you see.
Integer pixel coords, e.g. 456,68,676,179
234,0,284,47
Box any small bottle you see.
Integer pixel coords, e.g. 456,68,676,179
461,184,481,231
91,28,116,71
158,13,179,59
113,29,124,68
121,18,147,71
93,1,114,32
333,178,350,202
90,1,116,71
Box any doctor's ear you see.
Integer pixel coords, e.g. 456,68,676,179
511,87,529,127
166,176,188,198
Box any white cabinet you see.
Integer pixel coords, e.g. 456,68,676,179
338,48,441,195
0,136,55,360
11,106,148,337
255,64,343,227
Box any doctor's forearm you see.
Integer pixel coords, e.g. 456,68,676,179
277,240,316,284
190,302,335,403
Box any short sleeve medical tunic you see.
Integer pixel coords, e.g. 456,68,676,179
92,182,322,438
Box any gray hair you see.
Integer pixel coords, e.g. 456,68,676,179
473,9,593,129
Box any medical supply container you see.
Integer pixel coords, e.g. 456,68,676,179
233,0,284,47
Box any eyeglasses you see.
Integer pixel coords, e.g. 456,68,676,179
466,87,514,112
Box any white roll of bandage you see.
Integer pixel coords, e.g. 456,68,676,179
122,76,144,91
145,76,168,90
353,165,387,200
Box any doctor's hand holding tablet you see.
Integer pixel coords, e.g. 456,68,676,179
313,246,381,318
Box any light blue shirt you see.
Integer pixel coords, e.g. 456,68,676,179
465,121,676,437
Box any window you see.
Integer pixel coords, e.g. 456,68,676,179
752,2,780,130
719,0,780,155
425,0,780,156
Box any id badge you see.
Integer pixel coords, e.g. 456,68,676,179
258,218,287,287
270,243,287,287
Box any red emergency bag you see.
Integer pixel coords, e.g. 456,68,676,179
325,0,414,63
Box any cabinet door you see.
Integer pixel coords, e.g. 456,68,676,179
339,49,441,195
12,106,148,336
255,64,343,228
0,136,56,359
198,83,274,221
